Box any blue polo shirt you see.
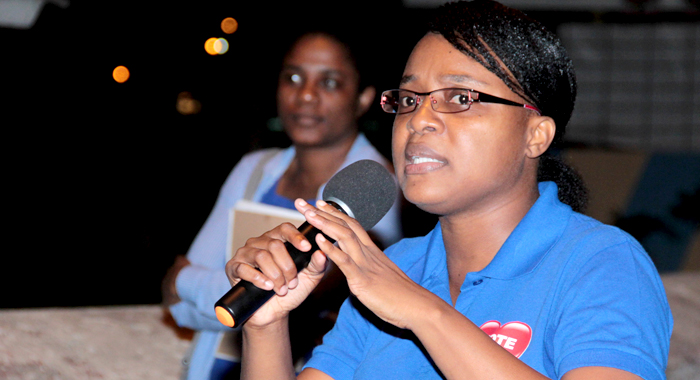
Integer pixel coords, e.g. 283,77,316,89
304,182,672,380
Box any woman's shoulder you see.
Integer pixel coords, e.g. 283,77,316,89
551,211,659,280
384,227,441,271
563,212,645,254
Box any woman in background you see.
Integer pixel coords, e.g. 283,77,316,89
225,1,672,379
162,25,402,380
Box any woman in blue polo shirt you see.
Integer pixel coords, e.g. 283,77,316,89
224,1,673,379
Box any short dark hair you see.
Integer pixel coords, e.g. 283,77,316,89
427,0,577,146
278,22,376,93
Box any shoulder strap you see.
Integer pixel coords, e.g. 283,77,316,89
243,148,281,201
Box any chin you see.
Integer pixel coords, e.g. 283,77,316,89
402,187,446,215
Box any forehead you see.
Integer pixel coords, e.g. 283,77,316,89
284,35,355,73
401,33,498,90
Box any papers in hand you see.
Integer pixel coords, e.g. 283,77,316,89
226,199,307,261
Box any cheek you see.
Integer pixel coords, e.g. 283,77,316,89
277,89,294,111
328,93,357,118
391,122,407,163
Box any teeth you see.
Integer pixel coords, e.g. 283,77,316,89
411,156,444,164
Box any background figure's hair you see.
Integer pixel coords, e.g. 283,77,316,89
276,21,378,93
428,0,588,212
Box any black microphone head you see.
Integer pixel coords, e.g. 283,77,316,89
322,159,398,231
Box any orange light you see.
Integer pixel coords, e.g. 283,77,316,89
221,17,238,34
112,66,130,83
204,37,218,55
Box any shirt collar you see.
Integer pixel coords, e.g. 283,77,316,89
479,181,572,280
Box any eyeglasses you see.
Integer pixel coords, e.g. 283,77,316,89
380,88,541,115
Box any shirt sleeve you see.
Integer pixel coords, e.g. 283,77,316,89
302,296,373,379
551,236,673,380
170,264,232,331
169,153,260,330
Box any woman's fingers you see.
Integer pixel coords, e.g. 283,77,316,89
225,258,273,290
314,200,375,246
226,222,314,295
314,232,360,278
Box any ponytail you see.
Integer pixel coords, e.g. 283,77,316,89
537,153,589,213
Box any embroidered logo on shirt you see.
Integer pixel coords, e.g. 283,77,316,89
479,320,532,358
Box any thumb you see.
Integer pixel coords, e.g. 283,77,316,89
304,250,329,278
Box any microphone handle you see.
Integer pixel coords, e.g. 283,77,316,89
215,221,336,328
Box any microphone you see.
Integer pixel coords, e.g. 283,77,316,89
214,159,398,328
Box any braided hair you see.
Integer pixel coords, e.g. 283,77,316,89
428,0,588,212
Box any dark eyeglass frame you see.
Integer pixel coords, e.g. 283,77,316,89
380,88,541,115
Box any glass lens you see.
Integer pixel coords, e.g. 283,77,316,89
396,90,417,113
381,90,418,114
433,88,472,112
381,90,399,113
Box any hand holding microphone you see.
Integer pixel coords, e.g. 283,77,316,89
215,160,398,328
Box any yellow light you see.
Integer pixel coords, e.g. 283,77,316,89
221,17,238,34
214,38,229,54
113,65,130,83
204,37,218,55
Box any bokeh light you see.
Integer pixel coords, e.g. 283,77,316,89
112,66,130,83
221,17,238,34
176,92,201,115
204,37,229,55
204,38,218,55
214,38,229,54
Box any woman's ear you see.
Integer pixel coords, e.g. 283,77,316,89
526,116,556,158
355,86,376,118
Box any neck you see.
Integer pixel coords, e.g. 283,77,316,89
277,133,358,200
440,179,540,303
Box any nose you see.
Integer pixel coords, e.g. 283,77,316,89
406,95,443,135
298,82,319,104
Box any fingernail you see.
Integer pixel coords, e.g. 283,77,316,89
264,280,274,289
317,200,327,207
317,234,327,242
300,240,312,250
279,285,288,295
297,199,307,206
289,278,299,289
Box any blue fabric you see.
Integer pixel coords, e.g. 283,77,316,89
169,133,403,380
210,358,240,380
304,181,672,380
259,179,316,210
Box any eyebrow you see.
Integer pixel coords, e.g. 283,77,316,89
281,64,347,77
399,74,489,87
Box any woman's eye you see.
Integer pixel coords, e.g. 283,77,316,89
448,92,470,105
399,96,415,107
281,72,302,85
290,73,302,84
322,78,339,89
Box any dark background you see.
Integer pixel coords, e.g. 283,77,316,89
2,0,419,308
2,1,697,308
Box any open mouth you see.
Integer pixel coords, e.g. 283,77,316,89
411,156,445,165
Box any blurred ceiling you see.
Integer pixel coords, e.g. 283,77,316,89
0,0,68,29
0,0,697,31
404,0,696,10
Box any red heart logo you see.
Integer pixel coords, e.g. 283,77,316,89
479,320,532,358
